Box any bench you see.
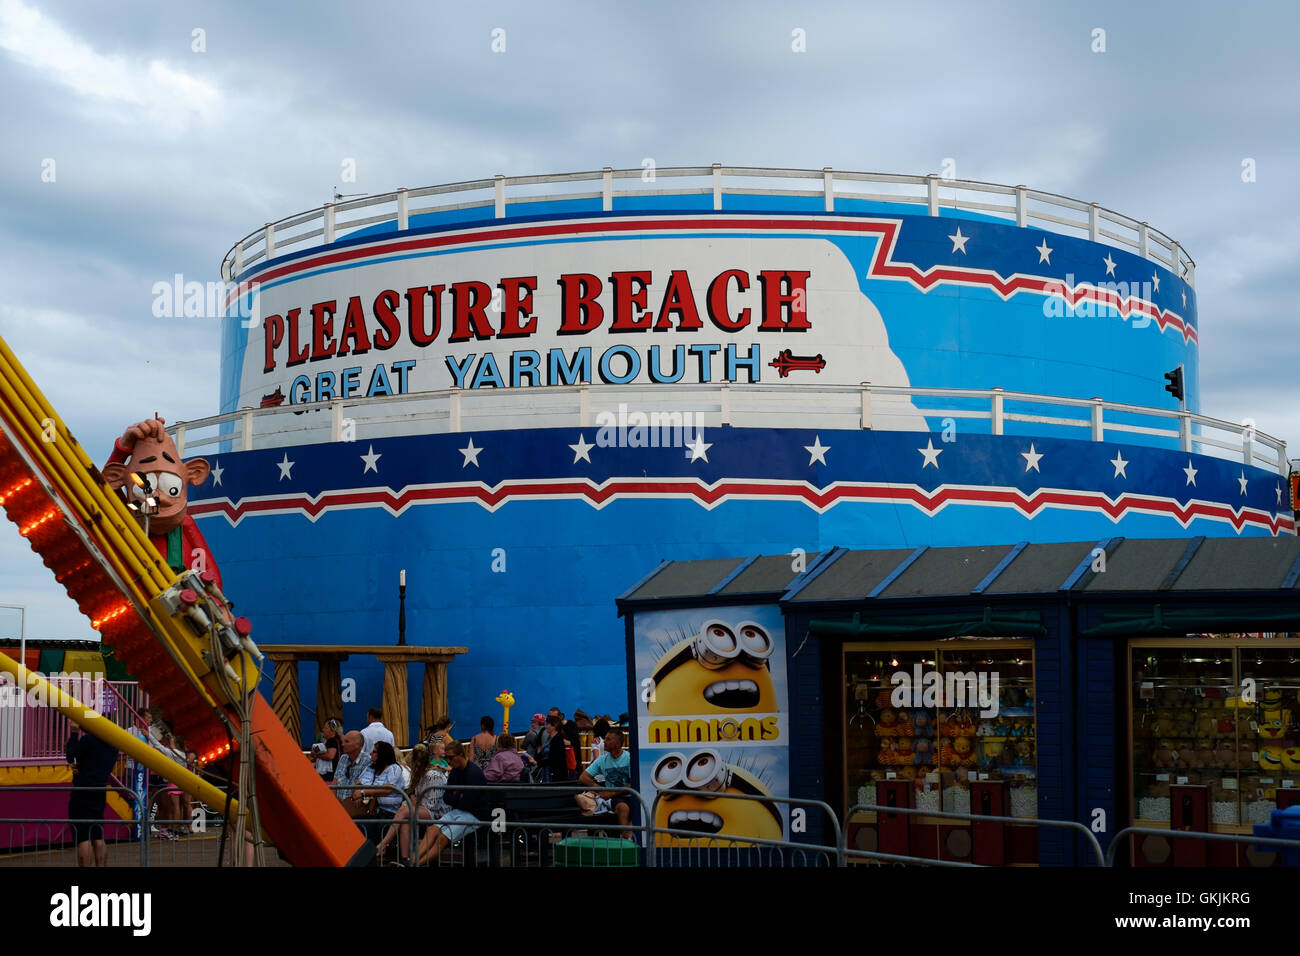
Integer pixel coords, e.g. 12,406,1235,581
487,786,621,866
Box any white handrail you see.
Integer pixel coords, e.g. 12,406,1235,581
220,165,1197,287
169,383,1284,477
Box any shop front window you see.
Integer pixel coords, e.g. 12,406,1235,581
1130,637,1300,828
844,639,1037,819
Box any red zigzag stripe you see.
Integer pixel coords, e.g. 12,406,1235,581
230,217,1197,345
189,479,1289,535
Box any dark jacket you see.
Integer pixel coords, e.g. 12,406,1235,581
540,730,570,782
446,760,490,818
66,732,119,788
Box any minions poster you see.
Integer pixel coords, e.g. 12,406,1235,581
633,605,790,846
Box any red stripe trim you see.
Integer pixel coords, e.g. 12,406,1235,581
189,480,1288,534
233,216,1197,344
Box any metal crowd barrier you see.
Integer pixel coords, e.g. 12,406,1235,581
843,801,1108,867
328,781,421,866
1104,825,1300,868
649,790,843,868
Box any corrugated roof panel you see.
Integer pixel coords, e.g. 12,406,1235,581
880,544,1015,598
1171,536,1300,591
719,553,815,596
788,548,916,602
985,541,1097,594
626,557,748,600
1083,538,1188,591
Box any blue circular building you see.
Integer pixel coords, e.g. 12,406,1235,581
183,165,1290,740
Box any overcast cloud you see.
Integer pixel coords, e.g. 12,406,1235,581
1,0,1296,640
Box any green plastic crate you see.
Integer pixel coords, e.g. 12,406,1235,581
553,836,640,867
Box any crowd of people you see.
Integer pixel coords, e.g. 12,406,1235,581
315,705,634,865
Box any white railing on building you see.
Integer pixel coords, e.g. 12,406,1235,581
168,384,1286,477
220,165,1196,287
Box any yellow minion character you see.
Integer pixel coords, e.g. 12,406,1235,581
650,749,784,847
647,620,777,716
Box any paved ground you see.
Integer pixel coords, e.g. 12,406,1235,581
0,831,290,867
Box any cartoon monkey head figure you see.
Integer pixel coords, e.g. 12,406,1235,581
100,418,210,535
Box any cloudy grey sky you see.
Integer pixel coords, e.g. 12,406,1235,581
1,0,1296,640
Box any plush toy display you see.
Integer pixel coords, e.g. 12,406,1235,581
1193,710,1217,738
913,711,933,738
878,739,896,765
875,709,898,737
913,737,934,766
976,719,996,737
1281,747,1300,772
894,738,914,763
895,710,914,737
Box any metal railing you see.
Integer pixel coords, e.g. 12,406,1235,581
844,801,1107,867
1105,824,1300,867
170,383,1287,477
0,678,149,766
220,165,1195,286
5,780,1298,867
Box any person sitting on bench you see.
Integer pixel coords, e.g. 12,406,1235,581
417,740,489,864
577,730,634,839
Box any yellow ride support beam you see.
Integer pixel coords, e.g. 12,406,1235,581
0,649,239,814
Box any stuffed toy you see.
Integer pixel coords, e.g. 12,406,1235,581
877,738,896,766
1236,742,1255,771
976,719,996,737
1259,744,1285,773
100,417,223,587
945,736,976,769
875,709,898,737
1281,747,1300,773
1193,710,1217,739
977,739,1003,771
1013,740,1033,767
913,711,934,738
1262,687,1285,708
913,737,934,767
895,710,914,737
1258,709,1289,741
899,765,917,780
1173,708,1195,736
1215,740,1236,769
1194,742,1216,768
1152,740,1176,769
950,710,976,738
894,738,915,764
